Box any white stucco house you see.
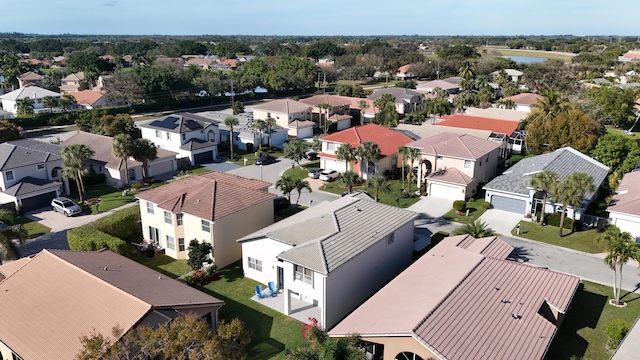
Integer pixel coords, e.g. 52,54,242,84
607,171,640,241
0,86,62,115
197,111,289,151
140,113,220,165
238,192,417,329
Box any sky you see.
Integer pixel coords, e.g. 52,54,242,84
1,0,638,36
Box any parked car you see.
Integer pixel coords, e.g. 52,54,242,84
308,168,324,179
319,170,340,181
306,152,318,160
255,155,276,165
274,196,290,211
51,197,82,217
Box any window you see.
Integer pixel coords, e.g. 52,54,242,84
201,220,210,232
295,265,313,285
386,233,395,246
267,112,271,118
479,160,482,167
128,168,136,181
166,235,175,250
37,163,45,171
182,133,186,141
166,132,170,140
436,155,443,161
177,213,183,225
146,202,154,214
5,171,14,181
164,211,173,224
178,238,185,252
155,130,161,138
464,160,472,169
248,257,262,271
326,143,336,151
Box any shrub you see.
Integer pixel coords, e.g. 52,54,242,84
0,209,15,225
537,212,579,230
84,205,141,242
67,227,128,255
83,173,106,186
130,181,144,190
187,240,213,271
481,200,491,210
453,200,467,212
606,319,631,349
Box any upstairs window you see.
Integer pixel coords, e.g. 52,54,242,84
202,220,211,233
146,202,154,214
464,160,472,169
164,211,172,225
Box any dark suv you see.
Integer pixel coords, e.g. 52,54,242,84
255,155,276,165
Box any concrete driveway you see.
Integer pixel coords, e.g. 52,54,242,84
26,208,94,232
408,196,460,237
478,209,526,236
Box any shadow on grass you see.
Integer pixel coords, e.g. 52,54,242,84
215,263,245,283
545,283,607,359
620,285,640,303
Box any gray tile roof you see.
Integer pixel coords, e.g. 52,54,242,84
4,177,61,196
483,147,609,199
179,138,216,151
0,139,62,170
142,112,219,133
369,88,422,104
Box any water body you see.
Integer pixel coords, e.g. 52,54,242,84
502,56,549,64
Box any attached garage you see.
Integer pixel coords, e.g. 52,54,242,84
322,158,345,172
21,191,58,212
149,158,175,177
296,126,313,139
490,195,526,214
429,182,464,200
193,151,214,165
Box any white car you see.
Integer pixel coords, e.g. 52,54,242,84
319,170,339,181
51,197,82,217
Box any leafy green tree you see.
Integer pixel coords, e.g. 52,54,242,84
98,114,140,138
286,319,365,360
42,96,59,110
0,120,21,143
275,175,296,204
131,138,158,179
336,143,357,172
529,170,559,225
526,108,602,155
530,89,569,119
592,133,637,172
66,51,114,76
283,139,307,167
294,178,312,205
310,136,322,153
452,220,496,238
16,98,34,116
339,171,360,194
579,86,638,128
112,134,134,185
365,174,390,202
232,101,245,115
303,40,345,60
0,225,27,265
106,70,145,109
224,116,239,160
602,225,640,306
357,141,381,177
496,98,516,110
0,54,29,90
58,94,77,111
136,65,181,99
62,144,95,203
187,240,212,271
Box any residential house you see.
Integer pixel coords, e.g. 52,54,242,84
140,113,220,165
212,59,239,70
329,234,580,360
0,109,13,120
368,88,423,115
17,71,44,88
337,96,377,123
299,94,353,131
0,249,224,360
607,171,640,241
319,124,413,178
238,192,417,329
155,57,186,68
0,139,69,212
483,147,609,217
435,114,522,156
0,86,61,115
136,171,275,267
61,131,178,187
252,99,314,139
490,68,524,83
198,111,288,151
20,59,49,68
184,58,216,69
396,64,415,79
93,75,112,92
59,72,88,94
51,56,67,68
619,50,640,63
406,132,501,200
416,79,460,94
68,90,107,109
503,92,543,113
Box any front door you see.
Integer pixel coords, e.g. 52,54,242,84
277,266,284,290
149,226,160,245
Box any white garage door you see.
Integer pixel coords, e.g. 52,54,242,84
149,159,175,176
322,159,344,172
614,218,640,240
297,127,313,139
490,195,526,214
430,183,463,200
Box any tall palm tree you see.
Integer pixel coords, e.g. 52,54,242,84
275,175,296,204
458,59,475,81
452,220,496,238
529,170,559,225
552,179,574,237
264,116,277,149
131,138,158,180
356,141,381,178
336,143,357,172
61,144,95,203
16,98,34,116
406,147,421,190
496,99,516,110
365,174,390,202
566,172,596,232
602,225,640,305
317,103,331,133
251,119,267,151
397,146,410,191
339,171,360,194
358,100,368,125
224,116,239,160
112,134,134,185
0,225,28,265
531,89,569,119
294,178,312,205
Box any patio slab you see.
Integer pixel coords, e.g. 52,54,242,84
251,292,321,325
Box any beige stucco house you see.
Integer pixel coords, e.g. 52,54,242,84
135,171,275,268
299,94,353,131
252,99,315,138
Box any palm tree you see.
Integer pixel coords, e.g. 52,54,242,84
529,170,559,225
496,99,516,110
552,179,574,237
131,138,158,180
336,143,357,172
602,225,640,306
365,174,390,202
531,89,569,119
458,59,475,81
16,98,34,116
339,171,360,194
566,172,595,232
397,146,410,191
112,134,134,186
264,116,277,149
224,116,239,160
42,96,58,111
406,147,421,190
251,119,267,152
275,175,296,204
294,178,312,206
58,94,77,111
317,103,331,133
452,220,496,238
61,144,95,203
356,141,381,178
0,225,28,265
358,100,368,125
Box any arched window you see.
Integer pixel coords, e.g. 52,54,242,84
395,352,424,360
207,130,216,142
128,168,136,181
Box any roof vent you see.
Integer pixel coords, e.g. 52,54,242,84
158,276,163,280
104,266,108,271
501,299,510,304
355,207,361,212
511,313,522,320
495,287,500,291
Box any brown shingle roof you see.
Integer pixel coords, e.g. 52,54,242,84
504,92,543,106
18,71,43,81
136,171,275,221
436,114,520,136
300,94,352,108
407,132,500,160
608,171,640,216
69,90,104,106
427,168,474,185
252,99,311,114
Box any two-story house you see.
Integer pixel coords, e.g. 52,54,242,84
252,99,315,139
299,94,353,131
368,88,423,115
238,192,417,329
140,113,220,165
59,72,88,94
319,124,413,179
406,132,501,200
17,71,44,88
0,139,69,212
135,171,276,268
0,86,62,115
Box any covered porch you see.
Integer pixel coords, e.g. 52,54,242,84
251,292,321,325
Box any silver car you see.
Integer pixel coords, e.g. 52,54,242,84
308,168,324,179
51,197,82,217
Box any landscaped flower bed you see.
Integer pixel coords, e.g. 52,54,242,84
182,266,219,287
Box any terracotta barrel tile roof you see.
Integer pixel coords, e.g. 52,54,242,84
436,114,520,136
320,124,412,157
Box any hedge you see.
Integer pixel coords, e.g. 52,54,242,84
86,205,141,242
67,227,128,255
536,212,580,230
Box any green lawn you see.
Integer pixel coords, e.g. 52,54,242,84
14,215,50,238
130,255,307,359
230,148,285,166
442,197,489,225
547,281,640,360
512,221,607,253
320,178,420,208
485,47,573,60
282,162,320,180
178,166,211,176
71,184,138,214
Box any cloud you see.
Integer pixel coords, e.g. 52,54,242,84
104,1,117,6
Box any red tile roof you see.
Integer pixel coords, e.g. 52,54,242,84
320,124,412,157
136,171,275,221
218,59,238,66
437,114,520,136
397,64,413,74
69,90,104,106
300,94,352,107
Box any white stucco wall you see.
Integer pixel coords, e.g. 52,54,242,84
609,212,640,241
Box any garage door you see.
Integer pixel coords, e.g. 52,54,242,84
322,159,344,172
614,218,640,240
430,183,462,200
193,151,213,165
490,195,526,214
150,159,175,177
21,191,58,212
297,127,313,139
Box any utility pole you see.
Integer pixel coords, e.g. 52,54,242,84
230,80,234,105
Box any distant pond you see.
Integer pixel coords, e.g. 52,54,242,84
501,56,549,63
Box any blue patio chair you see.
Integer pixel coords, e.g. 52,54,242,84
268,281,278,296
255,285,266,299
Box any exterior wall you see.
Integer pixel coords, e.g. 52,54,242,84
147,156,177,177
241,238,293,286
141,125,219,155
471,147,500,184
515,104,533,113
609,212,640,240
253,109,311,129
324,220,414,329
139,200,187,259
0,159,64,192
104,163,143,187
360,336,437,360
1,99,17,115
336,119,350,131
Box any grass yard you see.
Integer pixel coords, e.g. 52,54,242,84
282,162,320,180
442,197,489,225
131,255,307,360
546,281,640,360
71,184,138,214
320,179,420,208
484,47,574,60
512,221,607,253
178,166,211,176
230,148,286,166
14,215,50,238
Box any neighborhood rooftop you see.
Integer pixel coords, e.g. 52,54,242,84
320,123,413,157
436,114,520,136
407,132,501,160
607,170,640,217
0,138,62,170
142,112,220,133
